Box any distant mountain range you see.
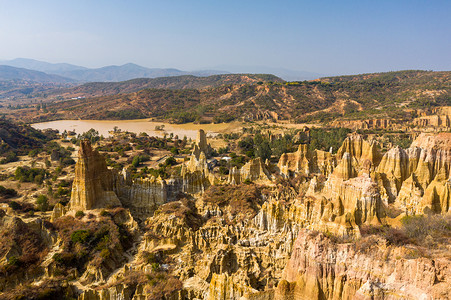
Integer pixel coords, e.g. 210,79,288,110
0,67,282,100
0,58,228,82
0,65,75,83
0,58,322,82
0,58,87,74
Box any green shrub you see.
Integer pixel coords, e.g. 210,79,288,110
0,185,18,198
170,147,179,155
164,157,177,166
308,127,352,153
15,166,48,183
36,194,49,211
151,263,160,272
28,149,39,157
100,210,110,217
100,248,111,259
131,156,140,168
71,230,91,244
60,157,76,166
7,256,20,266
53,252,76,266
254,140,272,160
8,201,21,211
0,152,18,164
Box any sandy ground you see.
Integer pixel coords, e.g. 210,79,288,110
31,118,323,141
32,119,245,140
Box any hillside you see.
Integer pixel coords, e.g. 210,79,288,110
0,72,278,102
6,70,451,125
0,65,76,99
0,80,75,99
44,73,283,98
0,119,56,157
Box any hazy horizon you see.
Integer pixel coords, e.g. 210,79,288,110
1,0,450,75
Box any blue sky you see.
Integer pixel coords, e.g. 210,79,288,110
0,0,450,75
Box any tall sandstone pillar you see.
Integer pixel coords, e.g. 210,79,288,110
70,140,121,211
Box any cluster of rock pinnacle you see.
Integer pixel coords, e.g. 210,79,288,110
51,130,450,299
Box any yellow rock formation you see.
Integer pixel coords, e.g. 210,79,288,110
228,157,272,184
413,106,451,129
376,133,450,213
278,144,312,177
180,129,215,194
48,133,451,298
336,133,381,169
274,229,451,300
69,140,121,211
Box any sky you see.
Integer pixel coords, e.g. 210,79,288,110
0,0,450,75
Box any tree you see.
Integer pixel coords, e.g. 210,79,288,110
131,156,140,168
255,141,272,161
36,194,49,211
164,157,177,166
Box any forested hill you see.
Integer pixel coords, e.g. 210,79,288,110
0,119,56,160
44,73,283,99
9,70,451,124
322,70,450,84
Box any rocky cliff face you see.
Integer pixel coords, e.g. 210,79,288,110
277,134,386,238
270,133,451,300
195,129,212,157
273,229,451,300
69,140,121,211
278,145,337,178
137,189,299,299
278,144,312,177
331,119,393,130
335,133,381,171
179,129,219,194
330,106,451,132
228,157,272,184
60,140,186,221
413,106,451,130
114,169,182,221
277,133,380,179
376,133,450,214
31,132,451,299
277,133,450,237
